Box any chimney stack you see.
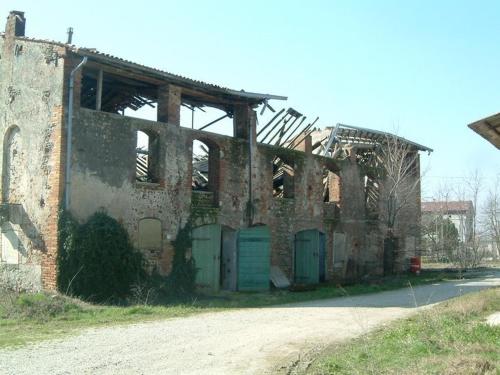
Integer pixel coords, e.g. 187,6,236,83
67,27,73,44
5,11,26,37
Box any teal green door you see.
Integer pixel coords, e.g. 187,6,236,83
294,229,320,284
237,226,271,291
192,224,221,291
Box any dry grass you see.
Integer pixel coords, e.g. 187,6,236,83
310,288,500,375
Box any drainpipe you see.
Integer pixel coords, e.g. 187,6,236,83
248,116,254,226
65,56,87,210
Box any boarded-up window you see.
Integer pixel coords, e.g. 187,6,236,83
138,218,162,249
332,232,346,266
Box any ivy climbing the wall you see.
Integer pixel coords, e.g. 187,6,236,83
57,211,146,303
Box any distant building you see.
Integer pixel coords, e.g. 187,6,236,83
421,201,474,243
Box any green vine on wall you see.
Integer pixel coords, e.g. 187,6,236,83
167,219,198,297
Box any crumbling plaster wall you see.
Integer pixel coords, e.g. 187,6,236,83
71,109,350,280
0,37,66,290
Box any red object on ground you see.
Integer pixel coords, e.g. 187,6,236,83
410,256,421,274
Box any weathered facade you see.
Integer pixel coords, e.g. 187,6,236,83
0,11,429,292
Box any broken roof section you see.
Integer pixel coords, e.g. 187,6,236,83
312,123,433,157
72,47,287,109
468,113,500,150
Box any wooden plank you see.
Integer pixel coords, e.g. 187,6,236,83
270,266,290,289
96,69,103,111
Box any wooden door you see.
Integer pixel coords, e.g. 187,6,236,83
294,229,320,284
237,226,270,291
192,224,221,291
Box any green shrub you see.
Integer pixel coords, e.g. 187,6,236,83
57,211,146,303
167,221,197,297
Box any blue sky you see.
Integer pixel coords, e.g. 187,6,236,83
2,0,499,199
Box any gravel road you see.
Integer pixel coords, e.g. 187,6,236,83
1,272,499,375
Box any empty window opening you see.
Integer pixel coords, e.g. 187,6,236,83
80,68,158,120
136,130,160,183
192,140,209,191
272,156,295,198
364,175,380,218
192,139,220,206
323,170,341,203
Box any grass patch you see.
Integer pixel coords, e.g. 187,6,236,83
309,288,500,375
0,270,481,349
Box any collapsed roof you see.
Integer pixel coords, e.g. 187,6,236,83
73,46,287,112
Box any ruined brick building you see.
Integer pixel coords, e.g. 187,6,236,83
0,11,431,292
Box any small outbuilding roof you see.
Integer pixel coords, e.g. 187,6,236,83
468,113,500,150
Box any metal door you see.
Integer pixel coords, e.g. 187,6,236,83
294,229,320,284
383,237,398,276
192,224,221,291
237,225,270,291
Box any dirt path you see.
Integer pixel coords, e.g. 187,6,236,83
2,273,499,375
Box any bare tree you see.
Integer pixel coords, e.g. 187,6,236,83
484,175,500,258
378,134,421,233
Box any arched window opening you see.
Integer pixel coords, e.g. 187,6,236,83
136,130,160,183
272,156,295,198
192,140,209,191
2,126,22,203
192,139,220,207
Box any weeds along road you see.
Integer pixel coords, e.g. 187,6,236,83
1,272,500,375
